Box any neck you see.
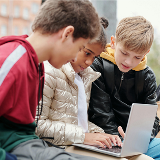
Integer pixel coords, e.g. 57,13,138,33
26,32,54,63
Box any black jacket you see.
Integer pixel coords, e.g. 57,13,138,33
88,57,159,138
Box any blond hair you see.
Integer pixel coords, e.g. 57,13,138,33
115,16,154,54
32,0,100,41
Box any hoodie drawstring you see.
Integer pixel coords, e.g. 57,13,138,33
36,63,44,127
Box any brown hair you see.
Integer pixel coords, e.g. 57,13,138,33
90,17,109,48
115,16,154,54
32,0,100,40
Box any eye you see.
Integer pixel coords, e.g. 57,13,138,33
135,57,141,59
85,52,90,56
121,51,126,55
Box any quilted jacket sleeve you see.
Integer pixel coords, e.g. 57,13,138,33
36,63,85,145
88,121,105,133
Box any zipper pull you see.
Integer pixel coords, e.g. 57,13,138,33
117,73,124,93
121,73,124,81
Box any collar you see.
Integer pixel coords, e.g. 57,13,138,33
61,62,101,84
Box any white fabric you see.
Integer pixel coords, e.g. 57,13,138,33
74,73,88,133
0,45,26,86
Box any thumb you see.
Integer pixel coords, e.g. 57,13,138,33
118,126,125,139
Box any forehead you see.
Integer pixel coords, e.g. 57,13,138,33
85,43,104,56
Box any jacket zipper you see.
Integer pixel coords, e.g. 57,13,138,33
118,72,124,93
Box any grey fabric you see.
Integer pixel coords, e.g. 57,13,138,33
10,139,100,160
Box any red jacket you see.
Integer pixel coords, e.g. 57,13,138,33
0,35,44,157
0,35,44,124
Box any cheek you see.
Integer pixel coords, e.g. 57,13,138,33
134,59,142,66
72,48,79,57
114,51,119,59
115,54,120,64
72,43,80,54
67,51,77,60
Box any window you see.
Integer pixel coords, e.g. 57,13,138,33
14,6,20,17
1,4,7,16
23,8,29,20
1,25,7,37
23,27,29,35
32,3,39,14
14,26,19,35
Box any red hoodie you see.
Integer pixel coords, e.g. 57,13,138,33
0,35,44,158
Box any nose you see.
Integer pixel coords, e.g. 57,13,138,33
85,58,93,66
71,57,77,63
125,57,132,66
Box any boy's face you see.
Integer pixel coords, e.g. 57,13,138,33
114,42,147,73
71,43,103,73
48,36,89,69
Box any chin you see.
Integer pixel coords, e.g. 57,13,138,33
51,63,62,69
122,70,129,73
75,69,79,73
118,64,130,72
122,68,131,73
118,66,129,73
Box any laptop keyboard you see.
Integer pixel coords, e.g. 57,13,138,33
97,146,122,153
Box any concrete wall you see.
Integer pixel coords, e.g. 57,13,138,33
91,0,117,43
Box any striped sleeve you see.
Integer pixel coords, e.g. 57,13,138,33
0,45,26,116
0,45,26,86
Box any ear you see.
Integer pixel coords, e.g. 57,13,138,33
111,36,115,49
61,26,74,42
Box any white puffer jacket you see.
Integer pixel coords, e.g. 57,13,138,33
36,61,104,146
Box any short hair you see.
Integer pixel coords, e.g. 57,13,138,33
32,0,100,41
90,17,109,49
115,16,154,54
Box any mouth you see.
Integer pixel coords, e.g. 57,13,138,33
80,66,85,71
122,64,130,69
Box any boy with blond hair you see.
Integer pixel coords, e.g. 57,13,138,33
0,0,102,160
88,16,160,159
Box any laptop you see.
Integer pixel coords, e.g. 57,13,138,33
73,103,158,157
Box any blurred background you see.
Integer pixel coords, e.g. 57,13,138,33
0,0,160,85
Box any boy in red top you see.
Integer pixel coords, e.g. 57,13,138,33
0,0,101,160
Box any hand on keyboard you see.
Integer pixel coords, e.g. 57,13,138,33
84,133,122,149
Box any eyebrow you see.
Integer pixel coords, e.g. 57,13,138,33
85,47,95,55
